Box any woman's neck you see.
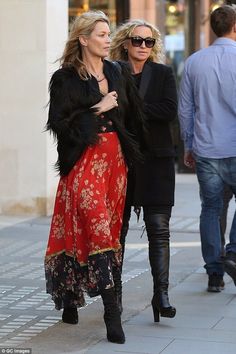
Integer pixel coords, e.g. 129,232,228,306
83,55,104,79
129,60,145,74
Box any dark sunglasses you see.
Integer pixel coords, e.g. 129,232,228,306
128,36,156,48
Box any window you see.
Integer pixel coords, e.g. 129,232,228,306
69,0,116,30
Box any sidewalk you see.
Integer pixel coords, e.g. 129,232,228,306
0,174,235,354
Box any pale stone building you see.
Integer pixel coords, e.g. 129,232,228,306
0,0,68,215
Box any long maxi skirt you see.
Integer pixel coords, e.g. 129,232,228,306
45,132,127,310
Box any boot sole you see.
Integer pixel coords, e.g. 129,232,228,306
107,334,125,344
160,308,176,318
224,260,236,286
207,286,222,293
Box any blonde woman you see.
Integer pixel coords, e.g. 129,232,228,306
44,11,144,344
110,20,177,323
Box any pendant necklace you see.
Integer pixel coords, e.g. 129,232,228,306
93,73,105,82
89,70,105,82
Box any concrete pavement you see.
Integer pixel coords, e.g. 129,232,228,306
0,173,235,354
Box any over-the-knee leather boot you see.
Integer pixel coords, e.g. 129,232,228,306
144,213,176,322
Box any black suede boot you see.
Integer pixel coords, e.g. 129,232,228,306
62,291,79,324
144,213,176,322
120,222,129,265
115,212,130,314
113,267,123,314
101,288,125,344
62,307,78,324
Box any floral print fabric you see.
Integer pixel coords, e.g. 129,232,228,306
45,132,127,309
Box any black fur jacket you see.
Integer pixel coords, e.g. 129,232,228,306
46,60,145,176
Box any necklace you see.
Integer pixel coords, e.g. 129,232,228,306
88,68,105,82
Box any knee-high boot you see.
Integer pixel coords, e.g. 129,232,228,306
62,290,78,324
114,209,130,314
144,213,176,322
120,203,132,265
101,288,125,344
120,220,129,265
113,265,123,315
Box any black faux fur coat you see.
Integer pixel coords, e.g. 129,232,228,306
47,60,145,176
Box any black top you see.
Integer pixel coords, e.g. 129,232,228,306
132,72,142,89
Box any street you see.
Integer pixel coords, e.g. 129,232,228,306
0,174,236,354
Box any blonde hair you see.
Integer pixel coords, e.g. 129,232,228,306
110,19,164,63
60,11,109,79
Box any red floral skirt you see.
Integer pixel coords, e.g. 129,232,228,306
45,133,127,309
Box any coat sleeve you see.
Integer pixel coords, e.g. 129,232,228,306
46,68,100,175
143,66,177,123
47,69,99,146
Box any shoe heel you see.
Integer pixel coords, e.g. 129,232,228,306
151,302,160,322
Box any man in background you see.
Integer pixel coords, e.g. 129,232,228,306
178,5,236,292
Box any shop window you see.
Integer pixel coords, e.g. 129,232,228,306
69,0,116,30
164,0,185,86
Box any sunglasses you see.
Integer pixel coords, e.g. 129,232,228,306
128,36,156,48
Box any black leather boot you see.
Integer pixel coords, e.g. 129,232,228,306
101,288,125,344
144,213,176,322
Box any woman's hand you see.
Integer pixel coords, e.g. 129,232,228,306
93,91,118,114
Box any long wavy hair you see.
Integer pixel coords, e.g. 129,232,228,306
110,19,164,63
59,11,109,79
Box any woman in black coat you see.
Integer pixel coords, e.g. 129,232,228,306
110,19,178,323
44,11,144,344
